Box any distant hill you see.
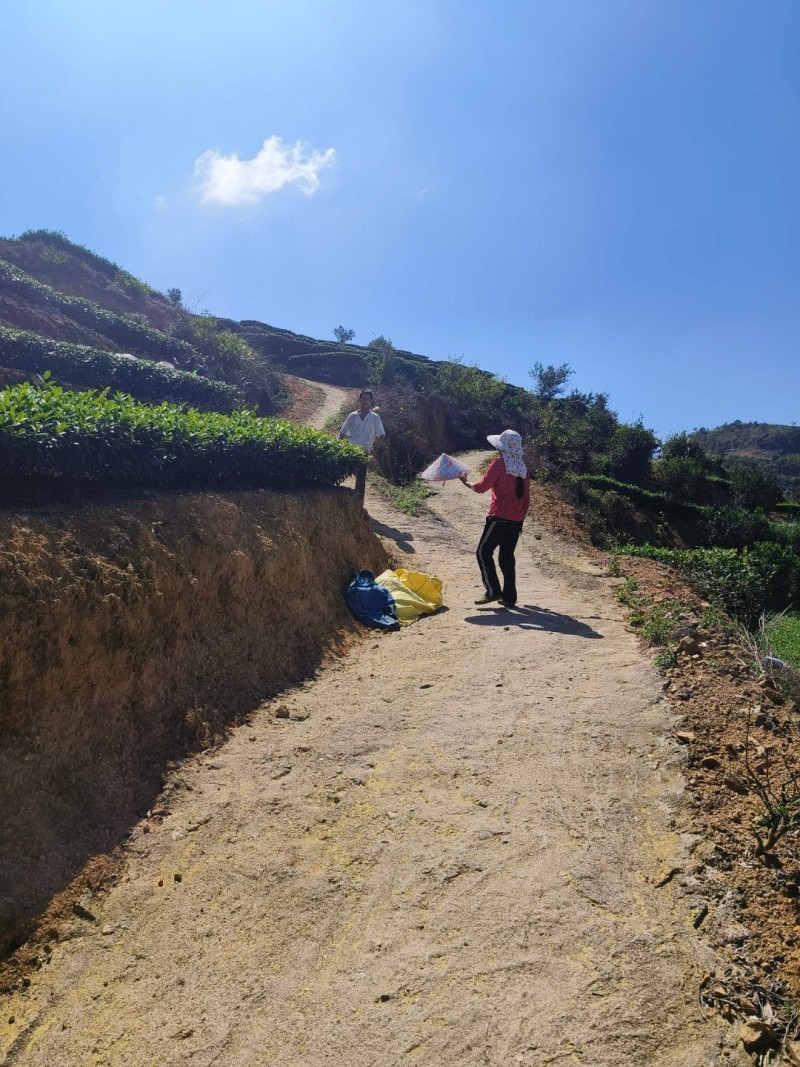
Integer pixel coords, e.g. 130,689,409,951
693,421,800,498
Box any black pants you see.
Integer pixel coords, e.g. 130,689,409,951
477,518,523,604
355,460,369,501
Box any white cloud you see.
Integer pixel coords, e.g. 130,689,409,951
194,136,336,206
153,195,167,211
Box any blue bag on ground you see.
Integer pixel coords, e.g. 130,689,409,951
346,570,400,631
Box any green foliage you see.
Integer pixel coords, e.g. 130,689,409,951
528,361,573,402
368,471,432,515
773,522,800,552
287,349,371,386
0,259,195,363
611,565,687,663
0,327,238,411
696,506,773,549
0,381,363,495
616,543,800,624
660,432,708,461
566,475,703,544
166,288,183,307
640,603,684,645
113,270,150,296
762,614,800,668
654,648,678,672
728,463,783,511
170,315,288,414
530,390,619,478
603,421,658,483
366,335,398,385
651,455,713,503
615,577,639,606
651,433,719,504
434,358,508,415
333,325,356,344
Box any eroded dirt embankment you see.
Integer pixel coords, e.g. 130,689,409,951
0,488,385,960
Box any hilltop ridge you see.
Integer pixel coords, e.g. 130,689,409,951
694,420,800,496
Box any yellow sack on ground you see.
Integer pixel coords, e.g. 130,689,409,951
375,568,443,626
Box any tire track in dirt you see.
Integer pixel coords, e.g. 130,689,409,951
0,464,748,1066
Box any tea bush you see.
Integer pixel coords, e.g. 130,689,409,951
696,507,773,549
287,349,372,385
0,327,239,412
617,543,800,624
729,463,783,511
0,382,364,494
0,259,195,364
774,522,800,552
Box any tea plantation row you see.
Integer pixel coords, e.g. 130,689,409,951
0,327,239,412
0,381,364,495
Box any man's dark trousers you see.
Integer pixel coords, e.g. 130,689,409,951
355,460,369,501
477,518,523,605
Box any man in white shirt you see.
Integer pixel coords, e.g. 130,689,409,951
339,389,386,501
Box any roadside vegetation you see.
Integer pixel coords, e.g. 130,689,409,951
367,471,432,516
0,380,363,498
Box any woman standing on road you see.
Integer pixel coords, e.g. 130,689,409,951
459,430,531,608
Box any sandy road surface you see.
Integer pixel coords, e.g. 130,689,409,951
301,379,352,431
1,465,746,1066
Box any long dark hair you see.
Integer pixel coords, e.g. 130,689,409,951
515,475,525,499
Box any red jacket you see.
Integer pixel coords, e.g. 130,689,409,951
473,458,531,522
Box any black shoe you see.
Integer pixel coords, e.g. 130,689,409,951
474,593,501,605
501,599,517,608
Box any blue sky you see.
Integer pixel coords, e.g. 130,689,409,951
1,0,798,437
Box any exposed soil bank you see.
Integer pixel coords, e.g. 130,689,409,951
0,488,385,958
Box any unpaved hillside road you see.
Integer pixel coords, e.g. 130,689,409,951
302,378,351,430
2,466,747,1066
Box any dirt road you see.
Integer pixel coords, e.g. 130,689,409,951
1,467,746,1065
302,379,351,430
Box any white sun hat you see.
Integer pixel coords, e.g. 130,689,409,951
486,429,527,478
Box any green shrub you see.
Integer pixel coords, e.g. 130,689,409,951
568,474,703,519
771,522,800,552
368,472,432,515
0,327,239,411
763,614,800,668
729,463,783,511
0,381,364,495
0,259,195,364
652,455,713,503
433,359,508,415
287,349,371,385
616,543,800,624
696,507,773,548
604,421,658,483
530,390,618,477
